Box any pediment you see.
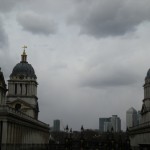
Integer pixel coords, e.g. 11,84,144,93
7,98,33,109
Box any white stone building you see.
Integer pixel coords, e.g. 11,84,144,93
0,49,50,150
129,69,150,149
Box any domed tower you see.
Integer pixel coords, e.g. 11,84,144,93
141,69,150,122
0,68,7,105
7,49,39,119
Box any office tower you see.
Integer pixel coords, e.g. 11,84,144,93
111,115,121,132
99,118,111,132
126,107,138,128
53,119,60,131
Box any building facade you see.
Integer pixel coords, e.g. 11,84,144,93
129,69,150,149
0,50,50,150
104,122,112,132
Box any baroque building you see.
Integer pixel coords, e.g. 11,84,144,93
0,48,50,150
129,69,150,149
7,50,39,119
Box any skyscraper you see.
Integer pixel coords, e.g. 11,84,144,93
104,121,112,132
99,115,121,132
53,119,60,131
126,107,138,128
99,118,111,132
111,115,121,132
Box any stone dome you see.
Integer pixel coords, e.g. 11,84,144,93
10,50,36,79
10,62,36,78
145,69,150,79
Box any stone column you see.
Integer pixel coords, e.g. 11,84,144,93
2,121,7,144
22,84,25,95
7,122,10,143
17,83,20,95
0,91,2,104
9,82,13,95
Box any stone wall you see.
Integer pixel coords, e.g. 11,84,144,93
129,121,150,149
0,106,50,150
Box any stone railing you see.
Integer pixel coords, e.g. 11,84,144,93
0,105,49,128
141,107,150,114
129,121,150,131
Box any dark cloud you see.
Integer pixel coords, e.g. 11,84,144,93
0,0,16,12
80,66,138,88
17,12,57,35
68,0,150,37
0,0,23,13
0,18,8,48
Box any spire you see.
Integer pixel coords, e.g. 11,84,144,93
21,46,27,62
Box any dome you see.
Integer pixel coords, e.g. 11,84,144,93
0,69,7,89
10,50,36,79
10,62,36,78
127,107,137,114
145,69,150,79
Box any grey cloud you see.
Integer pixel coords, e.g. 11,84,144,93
0,0,21,13
80,67,138,88
17,12,57,35
68,0,150,37
0,19,8,48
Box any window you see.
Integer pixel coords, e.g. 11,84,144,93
15,84,17,95
20,83,22,95
25,84,27,95
15,103,21,111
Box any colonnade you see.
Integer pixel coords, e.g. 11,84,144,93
0,107,50,150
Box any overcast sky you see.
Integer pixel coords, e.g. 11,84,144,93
0,0,150,131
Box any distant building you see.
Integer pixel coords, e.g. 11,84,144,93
99,115,121,132
53,120,60,131
111,115,121,132
104,122,112,132
99,118,111,132
126,107,138,128
137,110,141,125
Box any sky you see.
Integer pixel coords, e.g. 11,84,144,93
0,0,150,131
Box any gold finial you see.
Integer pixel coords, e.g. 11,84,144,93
22,45,27,51
22,45,27,55
21,45,27,62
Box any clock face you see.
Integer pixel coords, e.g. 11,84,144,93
19,75,24,79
